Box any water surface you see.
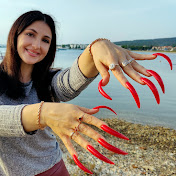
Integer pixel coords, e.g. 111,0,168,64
54,50,176,129
1,48,175,129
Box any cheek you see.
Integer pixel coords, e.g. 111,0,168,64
43,45,51,56
17,37,28,53
17,38,21,53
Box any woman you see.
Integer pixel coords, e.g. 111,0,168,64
0,10,158,175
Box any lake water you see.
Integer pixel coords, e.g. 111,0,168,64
1,48,176,129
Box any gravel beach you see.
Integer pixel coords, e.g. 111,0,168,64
56,118,176,176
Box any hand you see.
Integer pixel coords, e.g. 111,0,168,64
90,40,172,107
40,102,128,174
91,40,156,87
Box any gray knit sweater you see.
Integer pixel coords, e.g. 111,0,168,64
0,59,96,176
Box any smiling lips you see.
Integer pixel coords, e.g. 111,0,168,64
26,49,40,57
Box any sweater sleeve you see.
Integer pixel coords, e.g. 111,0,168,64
51,58,98,102
0,104,28,137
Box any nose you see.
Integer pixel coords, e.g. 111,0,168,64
32,38,41,50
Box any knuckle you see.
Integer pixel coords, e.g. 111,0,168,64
114,68,123,75
84,114,93,124
72,132,79,141
93,132,102,140
80,124,89,133
101,70,108,76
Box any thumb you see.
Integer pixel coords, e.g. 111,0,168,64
77,106,99,115
94,61,110,86
101,72,110,86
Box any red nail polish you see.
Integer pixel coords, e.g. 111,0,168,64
87,145,114,164
147,70,165,94
126,82,140,108
93,105,117,115
98,138,128,155
73,155,93,174
141,77,160,104
101,125,129,140
153,53,173,70
98,79,112,100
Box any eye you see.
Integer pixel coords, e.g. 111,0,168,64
26,33,34,37
42,38,50,44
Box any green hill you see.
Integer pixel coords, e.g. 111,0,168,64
114,37,176,47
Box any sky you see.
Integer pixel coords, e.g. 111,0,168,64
0,0,176,45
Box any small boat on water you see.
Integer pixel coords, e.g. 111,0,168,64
57,48,67,51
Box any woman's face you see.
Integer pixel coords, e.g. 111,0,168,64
17,21,52,65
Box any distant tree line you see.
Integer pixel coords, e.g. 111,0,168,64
121,45,153,50
114,37,176,47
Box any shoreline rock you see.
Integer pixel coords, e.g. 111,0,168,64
56,118,176,175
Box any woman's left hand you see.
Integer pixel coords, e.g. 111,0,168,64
90,39,156,87
88,39,173,107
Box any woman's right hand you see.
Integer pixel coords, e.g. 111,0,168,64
22,102,128,174
41,102,107,155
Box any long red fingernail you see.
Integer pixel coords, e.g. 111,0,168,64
98,79,112,100
87,145,114,164
126,82,140,108
147,70,165,94
141,77,160,104
98,138,128,155
73,155,93,174
101,125,129,140
93,106,117,115
153,53,173,70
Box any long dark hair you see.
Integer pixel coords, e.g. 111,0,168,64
0,10,58,101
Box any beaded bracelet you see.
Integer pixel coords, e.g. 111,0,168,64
89,38,110,58
37,101,45,130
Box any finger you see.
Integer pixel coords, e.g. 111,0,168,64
77,106,99,115
78,124,128,155
111,67,129,88
78,123,105,141
107,48,130,88
61,135,93,174
73,155,93,174
79,113,129,140
120,52,149,85
130,60,151,77
61,135,78,157
94,61,110,86
125,49,157,60
79,113,108,128
71,131,114,164
121,63,145,85
125,52,151,77
93,105,117,115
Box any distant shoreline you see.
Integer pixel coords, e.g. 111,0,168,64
1,46,176,53
132,50,176,53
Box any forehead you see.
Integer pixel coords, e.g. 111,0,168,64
25,21,52,38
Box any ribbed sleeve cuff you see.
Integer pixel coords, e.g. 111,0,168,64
0,104,28,137
52,58,98,102
69,58,97,90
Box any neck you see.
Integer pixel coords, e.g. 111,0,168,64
20,62,34,83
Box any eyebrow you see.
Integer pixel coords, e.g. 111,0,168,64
27,28,51,39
